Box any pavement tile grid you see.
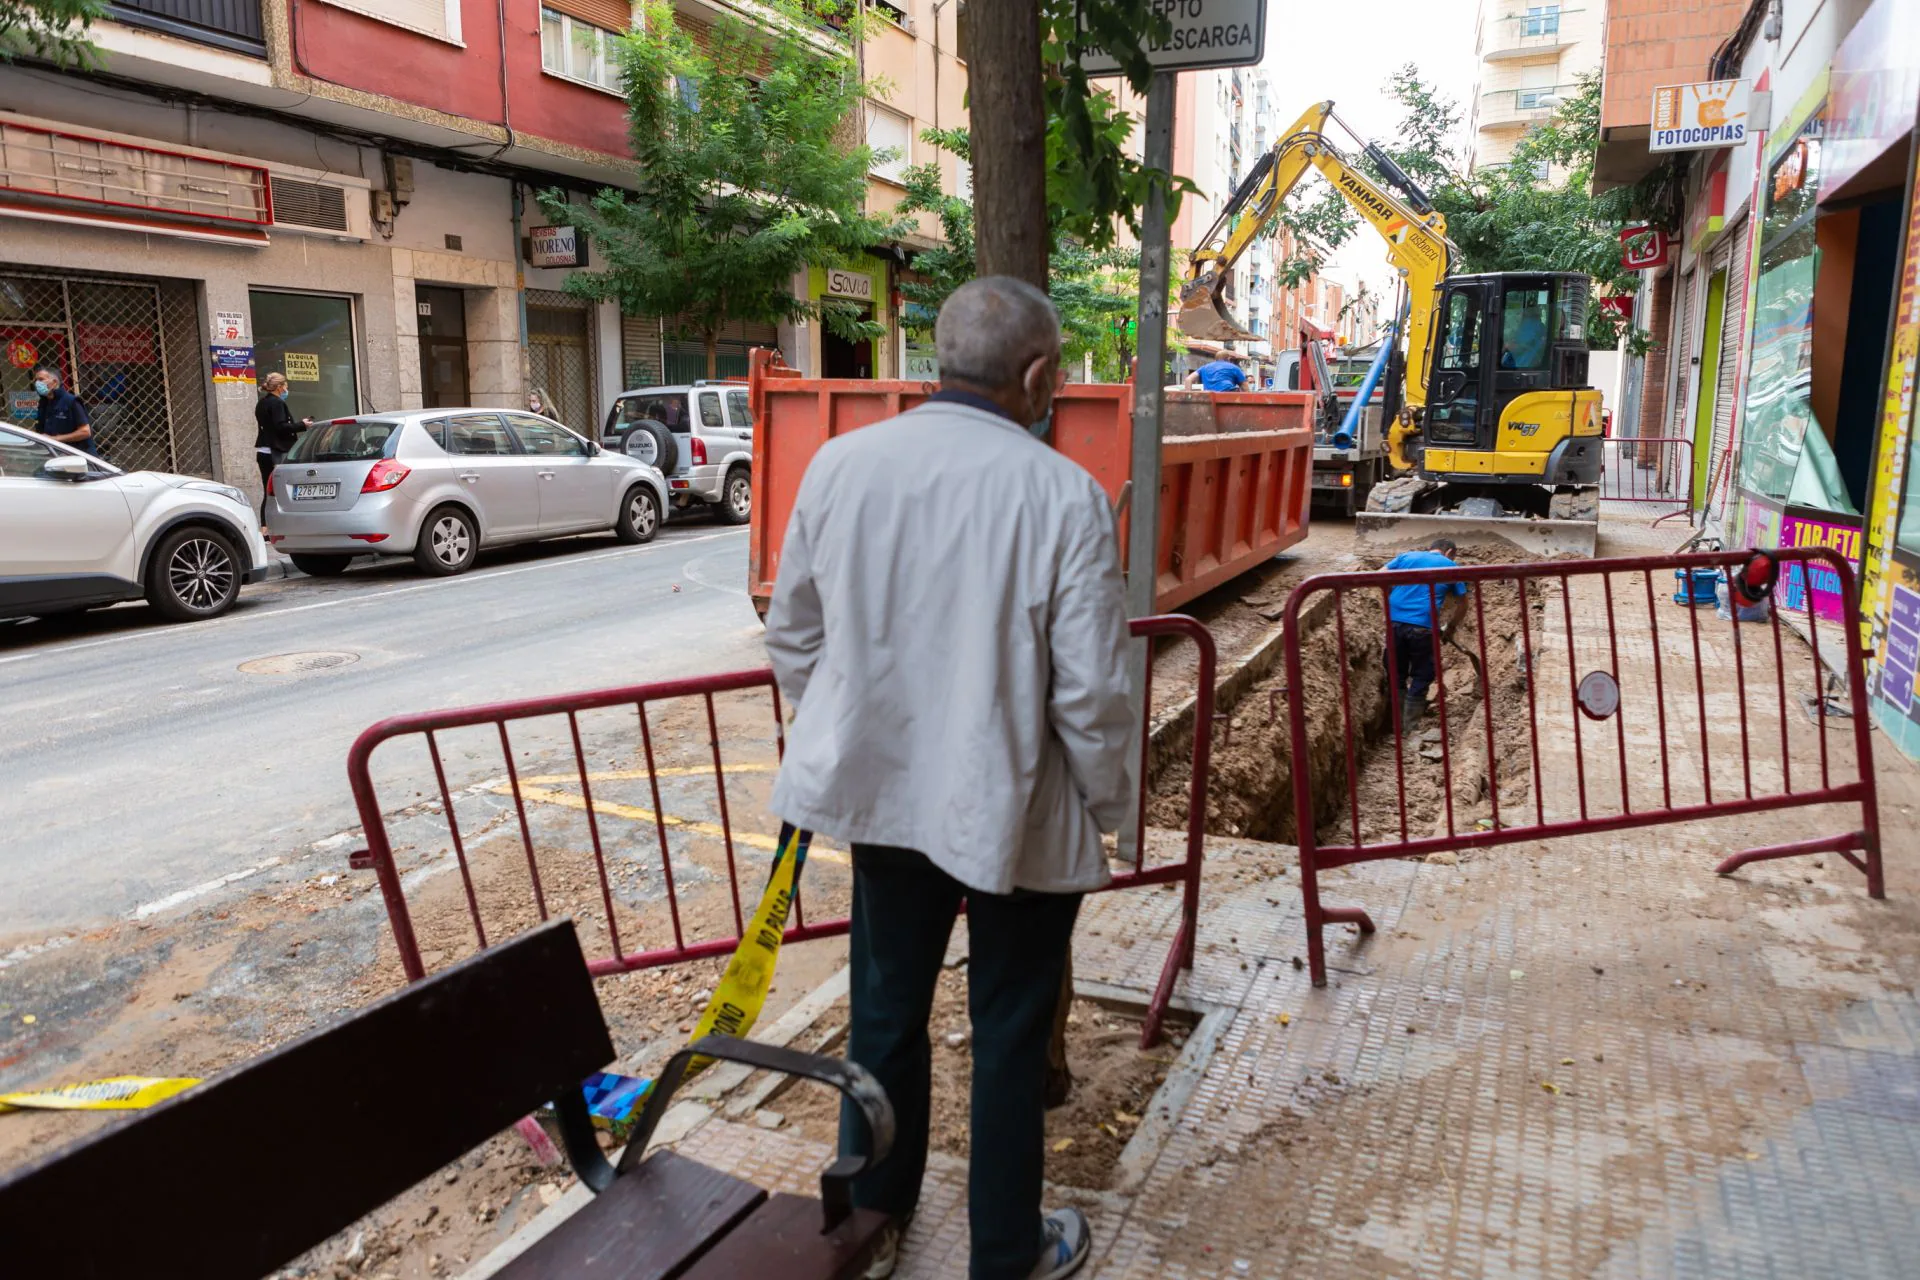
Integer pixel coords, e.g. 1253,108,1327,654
650,538,1918,1277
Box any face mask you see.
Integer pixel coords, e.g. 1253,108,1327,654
278,388,290,400
33,379,51,396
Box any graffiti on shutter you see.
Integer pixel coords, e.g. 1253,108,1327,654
1708,221,1748,520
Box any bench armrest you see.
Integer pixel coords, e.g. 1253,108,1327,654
607,1034,895,1232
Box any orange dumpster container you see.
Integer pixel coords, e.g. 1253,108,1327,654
747,350,1313,616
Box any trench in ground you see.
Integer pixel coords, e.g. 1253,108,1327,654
1150,546,1552,853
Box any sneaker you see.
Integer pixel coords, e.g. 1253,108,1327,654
862,1213,913,1279
1027,1206,1092,1280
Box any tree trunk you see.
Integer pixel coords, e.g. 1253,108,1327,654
966,0,1048,288
705,331,719,380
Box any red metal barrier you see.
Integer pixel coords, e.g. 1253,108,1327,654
347,615,1215,1047
1601,435,1695,524
1281,547,1882,987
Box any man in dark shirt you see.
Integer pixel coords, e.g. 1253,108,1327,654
33,367,94,455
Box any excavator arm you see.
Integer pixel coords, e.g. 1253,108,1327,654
1179,101,1453,412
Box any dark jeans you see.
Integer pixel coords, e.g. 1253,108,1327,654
839,844,1082,1279
255,451,279,524
1388,621,1439,701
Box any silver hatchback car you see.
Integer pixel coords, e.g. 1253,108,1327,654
267,409,669,577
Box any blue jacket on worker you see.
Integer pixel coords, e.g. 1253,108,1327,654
1384,549,1467,630
1191,359,1247,392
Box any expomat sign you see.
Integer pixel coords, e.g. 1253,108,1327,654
1649,80,1752,153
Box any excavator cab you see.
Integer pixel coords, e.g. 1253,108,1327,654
1413,271,1604,516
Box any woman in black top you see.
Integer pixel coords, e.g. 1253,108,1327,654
255,372,312,526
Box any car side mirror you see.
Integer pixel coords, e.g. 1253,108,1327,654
43,454,90,479
586,441,600,456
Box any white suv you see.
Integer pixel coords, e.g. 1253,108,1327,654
0,426,269,623
602,382,754,524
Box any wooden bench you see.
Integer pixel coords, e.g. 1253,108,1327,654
0,920,893,1279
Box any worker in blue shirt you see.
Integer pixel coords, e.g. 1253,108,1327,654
1382,538,1469,726
33,366,95,455
1185,357,1248,392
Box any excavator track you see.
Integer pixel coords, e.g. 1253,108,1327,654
1357,482,1599,557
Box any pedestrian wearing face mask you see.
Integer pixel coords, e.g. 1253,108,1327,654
527,387,559,423
255,372,312,526
33,366,95,455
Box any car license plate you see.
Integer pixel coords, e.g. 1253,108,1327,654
291,482,339,500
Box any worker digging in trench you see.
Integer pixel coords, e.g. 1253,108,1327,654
1381,538,1470,728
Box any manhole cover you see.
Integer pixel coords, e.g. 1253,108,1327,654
238,651,361,675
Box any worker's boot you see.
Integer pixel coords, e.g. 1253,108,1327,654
1400,694,1425,729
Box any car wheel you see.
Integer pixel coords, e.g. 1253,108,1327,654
616,484,660,544
414,505,479,575
719,466,752,525
290,553,353,577
146,526,242,621
622,419,679,473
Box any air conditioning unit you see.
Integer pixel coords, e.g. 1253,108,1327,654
270,174,371,240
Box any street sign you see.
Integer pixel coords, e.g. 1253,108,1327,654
1081,0,1267,76
1649,80,1751,152
1620,224,1669,270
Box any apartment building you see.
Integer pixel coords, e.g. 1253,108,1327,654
1468,0,1605,173
0,0,961,501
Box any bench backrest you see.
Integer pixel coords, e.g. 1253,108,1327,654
0,920,612,1280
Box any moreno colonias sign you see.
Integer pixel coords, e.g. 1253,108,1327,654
1080,0,1267,75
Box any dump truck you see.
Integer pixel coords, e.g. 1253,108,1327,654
1179,100,1604,556
744,351,1316,619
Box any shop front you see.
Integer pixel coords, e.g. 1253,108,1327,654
1835,0,1920,760
806,258,891,379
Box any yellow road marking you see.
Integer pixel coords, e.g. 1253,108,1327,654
496,782,848,866
519,763,779,787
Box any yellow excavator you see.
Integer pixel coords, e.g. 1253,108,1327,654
1181,101,1604,554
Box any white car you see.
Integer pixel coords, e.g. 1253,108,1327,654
267,409,670,576
602,383,754,524
0,425,269,623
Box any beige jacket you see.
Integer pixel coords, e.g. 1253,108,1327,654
765,398,1134,895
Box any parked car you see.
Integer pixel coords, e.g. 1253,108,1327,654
0,424,269,623
602,382,754,525
267,409,669,577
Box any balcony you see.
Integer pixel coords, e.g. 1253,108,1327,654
1478,83,1578,131
109,0,263,53
1482,6,1579,61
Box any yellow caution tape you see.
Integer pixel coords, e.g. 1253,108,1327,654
683,823,809,1078
0,1076,200,1113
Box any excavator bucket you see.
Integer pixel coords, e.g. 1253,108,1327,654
1353,510,1599,557
1176,271,1258,344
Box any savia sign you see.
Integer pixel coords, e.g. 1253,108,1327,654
1081,0,1267,75
825,268,873,302
527,225,587,269
1649,80,1751,152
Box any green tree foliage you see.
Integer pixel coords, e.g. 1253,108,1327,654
895,127,1171,381
545,0,907,377
1,0,105,65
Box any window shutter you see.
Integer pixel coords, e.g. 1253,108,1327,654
546,0,630,33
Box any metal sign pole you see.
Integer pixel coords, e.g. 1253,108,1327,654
1122,71,1176,864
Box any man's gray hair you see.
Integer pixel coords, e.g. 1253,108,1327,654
935,276,1061,388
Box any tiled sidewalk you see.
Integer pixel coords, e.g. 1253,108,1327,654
639,542,1920,1277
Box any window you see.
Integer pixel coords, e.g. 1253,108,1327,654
443,414,519,456
869,0,907,26
252,290,359,423
1522,4,1560,36
1516,88,1548,110
867,103,911,184
541,8,621,93
675,75,700,111
1500,286,1551,371
725,390,754,428
0,426,53,478
507,413,587,455
697,392,724,428
954,156,972,199
318,0,461,44
288,419,399,463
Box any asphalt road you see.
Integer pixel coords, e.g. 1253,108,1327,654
0,522,764,937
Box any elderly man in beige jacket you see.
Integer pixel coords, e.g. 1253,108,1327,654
766,277,1133,1280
